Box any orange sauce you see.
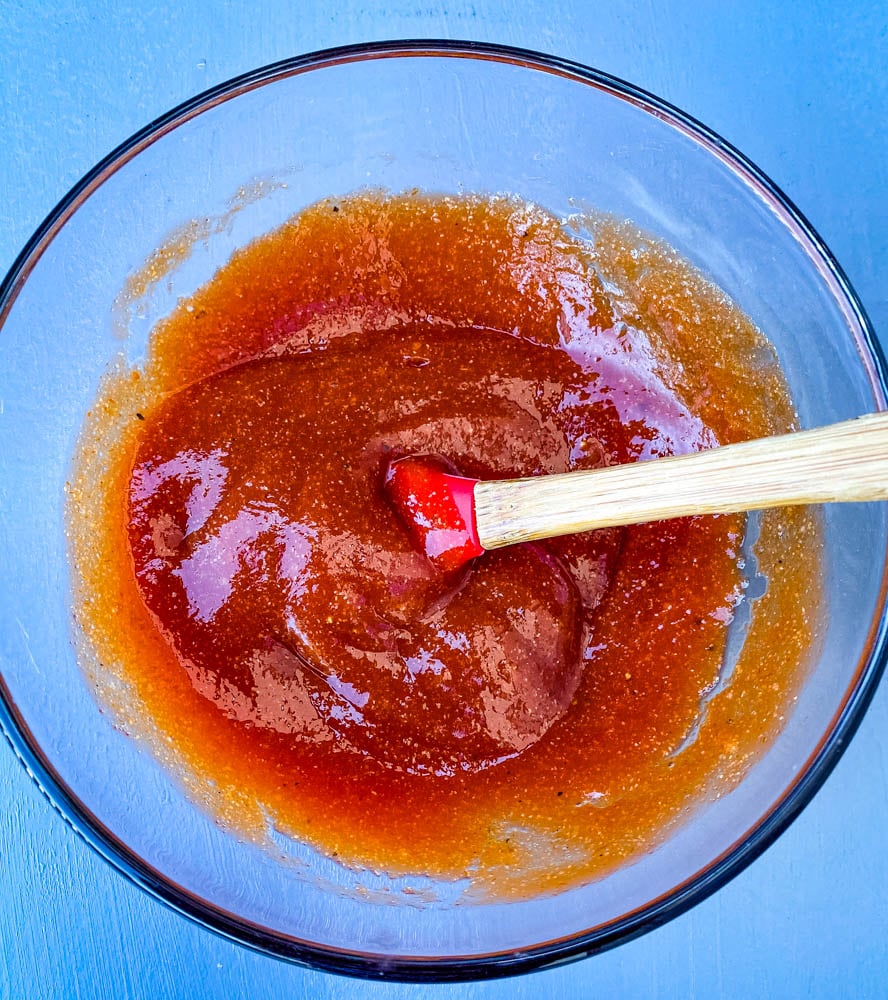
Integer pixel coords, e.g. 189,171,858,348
68,192,821,898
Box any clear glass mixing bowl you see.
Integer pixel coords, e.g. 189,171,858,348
0,41,885,981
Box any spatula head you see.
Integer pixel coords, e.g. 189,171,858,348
384,455,484,572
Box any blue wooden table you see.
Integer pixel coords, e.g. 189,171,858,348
1,2,886,996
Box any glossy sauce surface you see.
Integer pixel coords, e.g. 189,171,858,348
69,193,821,897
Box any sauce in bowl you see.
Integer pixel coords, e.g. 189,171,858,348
68,192,821,897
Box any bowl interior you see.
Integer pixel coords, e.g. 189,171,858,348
0,43,885,976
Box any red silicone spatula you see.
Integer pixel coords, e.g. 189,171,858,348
385,412,888,572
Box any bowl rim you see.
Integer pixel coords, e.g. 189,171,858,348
1,37,886,983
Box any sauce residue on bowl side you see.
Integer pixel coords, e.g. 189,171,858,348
68,192,821,898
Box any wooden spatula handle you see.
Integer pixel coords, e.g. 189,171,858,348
474,412,888,549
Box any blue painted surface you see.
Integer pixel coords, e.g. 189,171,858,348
1,1,886,996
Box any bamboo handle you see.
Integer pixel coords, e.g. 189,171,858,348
474,412,888,549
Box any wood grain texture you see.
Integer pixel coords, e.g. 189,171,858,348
477,414,888,547
0,1,886,998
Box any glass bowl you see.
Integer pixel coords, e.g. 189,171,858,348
0,40,885,981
